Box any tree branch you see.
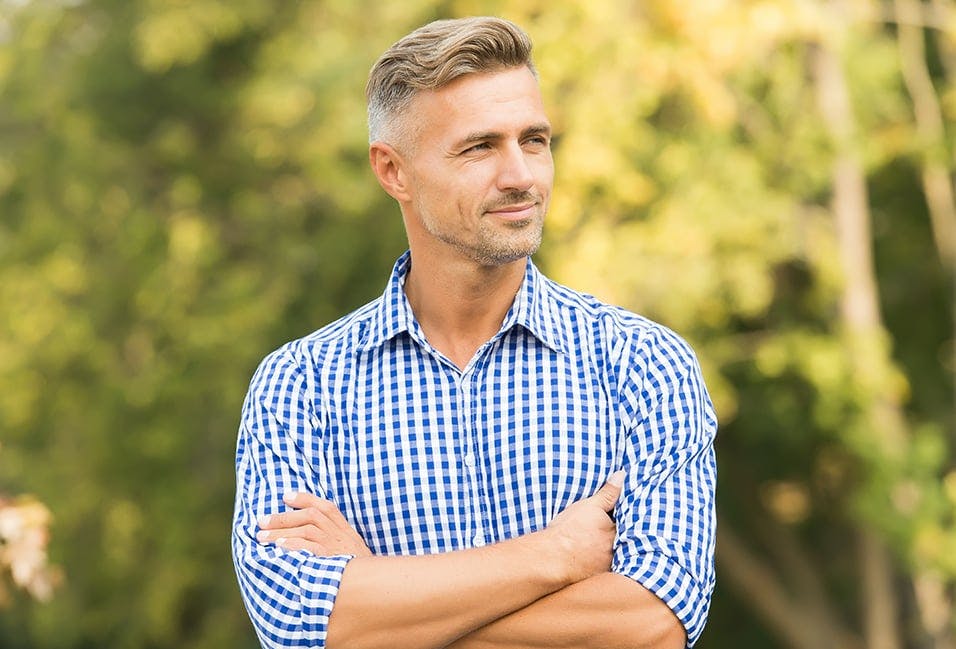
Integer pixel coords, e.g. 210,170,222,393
894,0,956,269
716,524,846,649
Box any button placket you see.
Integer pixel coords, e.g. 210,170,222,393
459,352,493,549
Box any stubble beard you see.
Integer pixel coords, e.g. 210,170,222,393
418,191,546,267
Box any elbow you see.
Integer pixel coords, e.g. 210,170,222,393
324,623,349,649
652,614,687,649
326,625,401,649
599,602,687,649
617,613,685,649
325,615,379,649
633,604,686,649
325,632,385,649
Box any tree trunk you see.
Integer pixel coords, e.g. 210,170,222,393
892,3,956,645
716,524,857,649
811,18,906,649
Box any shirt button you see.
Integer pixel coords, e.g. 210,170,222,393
473,535,486,547
464,453,476,468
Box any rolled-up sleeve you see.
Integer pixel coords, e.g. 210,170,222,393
232,345,352,648
612,326,717,647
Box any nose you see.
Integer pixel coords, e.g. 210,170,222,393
496,142,535,192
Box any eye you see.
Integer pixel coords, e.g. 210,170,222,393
524,135,550,148
462,142,491,154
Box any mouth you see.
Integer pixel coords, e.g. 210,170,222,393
485,203,538,220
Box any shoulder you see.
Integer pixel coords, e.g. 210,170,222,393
539,274,698,367
539,278,715,434
250,297,381,387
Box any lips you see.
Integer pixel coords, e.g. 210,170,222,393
486,203,537,219
493,203,535,212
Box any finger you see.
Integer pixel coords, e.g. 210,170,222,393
258,510,372,555
592,470,625,512
282,491,325,509
285,492,353,530
273,531,369,557
273,537,325,555
259,508,327,530
259,497,340,530
257,523,322,544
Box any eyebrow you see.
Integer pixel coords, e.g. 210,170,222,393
453,122,552,150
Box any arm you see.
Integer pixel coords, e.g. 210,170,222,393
608,326,718,647
266,490,684,649
258,328,716,649
234,347,621,649
257,476,625,649
447,327,717,649
233,348,354,649
454,327,717,649
445,572,685,649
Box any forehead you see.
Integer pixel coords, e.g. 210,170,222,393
411,67,549,143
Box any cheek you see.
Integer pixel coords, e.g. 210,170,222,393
534,156,555,186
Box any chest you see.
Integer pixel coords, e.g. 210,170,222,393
319,337,625,554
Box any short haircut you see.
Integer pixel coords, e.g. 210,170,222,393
366,16,536,146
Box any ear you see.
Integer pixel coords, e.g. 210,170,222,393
369,142,412,203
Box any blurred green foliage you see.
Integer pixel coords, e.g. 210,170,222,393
0,1,952,648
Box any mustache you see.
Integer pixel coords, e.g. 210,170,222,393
483,191,541,212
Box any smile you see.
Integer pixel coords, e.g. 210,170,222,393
486,203,537,220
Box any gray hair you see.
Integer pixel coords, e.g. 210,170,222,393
366,17,536,146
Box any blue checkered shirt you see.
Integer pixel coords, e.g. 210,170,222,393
232,251,717,648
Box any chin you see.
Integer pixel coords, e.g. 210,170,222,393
473,241,541,266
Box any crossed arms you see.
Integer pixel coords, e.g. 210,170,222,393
232,330,716,649
254,480,686,649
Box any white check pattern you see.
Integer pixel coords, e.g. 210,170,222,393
232,251,717,648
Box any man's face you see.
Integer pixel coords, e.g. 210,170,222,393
400,66,554,267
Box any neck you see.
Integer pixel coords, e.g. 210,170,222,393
403,249,527,370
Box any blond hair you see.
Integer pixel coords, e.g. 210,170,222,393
366,17,536,146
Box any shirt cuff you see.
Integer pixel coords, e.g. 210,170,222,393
236,548,353,649
298,553,353,642
613,540,712,647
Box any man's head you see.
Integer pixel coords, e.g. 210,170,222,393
367,18,552,268
366,17,536,149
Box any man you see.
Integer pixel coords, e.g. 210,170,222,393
233,16,716,649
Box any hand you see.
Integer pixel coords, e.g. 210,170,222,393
538,471,623,585
257,492,373,557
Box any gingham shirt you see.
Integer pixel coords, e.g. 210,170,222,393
232,251,717,648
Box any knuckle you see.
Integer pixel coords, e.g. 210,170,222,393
301,508,321,524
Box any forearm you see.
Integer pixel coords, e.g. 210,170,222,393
259,476,626,649
325,532,568,649
445,572,686,649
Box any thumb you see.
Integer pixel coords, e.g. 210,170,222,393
593,470,625,512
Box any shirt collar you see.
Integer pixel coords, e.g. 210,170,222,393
359,251,569,355
501,256,569,355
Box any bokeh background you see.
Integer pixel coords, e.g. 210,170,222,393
0,0,954,647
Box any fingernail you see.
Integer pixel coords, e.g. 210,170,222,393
282,492,298,503
607,470,625,487
258,515,271,527
256,530,270,542
276,537,286,547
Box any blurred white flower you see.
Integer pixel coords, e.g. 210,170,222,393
0,497,61,604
